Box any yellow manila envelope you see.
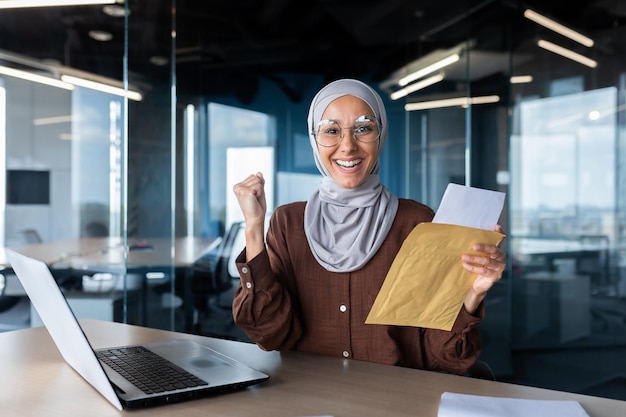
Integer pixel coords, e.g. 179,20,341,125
365,222,504,331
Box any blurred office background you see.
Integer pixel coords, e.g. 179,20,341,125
1,0,625,402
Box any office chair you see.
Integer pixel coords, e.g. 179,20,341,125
0,273,30,331
189,221,246,335
212,221,246,305
17,229,42,244
466,360,496,381
0,274,20,312
84,221,109,237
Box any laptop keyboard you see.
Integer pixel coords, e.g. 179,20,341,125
96,346,209,394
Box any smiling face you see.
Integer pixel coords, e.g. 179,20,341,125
317,95,380,189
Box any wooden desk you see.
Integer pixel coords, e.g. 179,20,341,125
1,320,624,417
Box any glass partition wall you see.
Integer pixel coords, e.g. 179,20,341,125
505,17,626,398
0,3,183,332
398,45,514,377
399,6,626,399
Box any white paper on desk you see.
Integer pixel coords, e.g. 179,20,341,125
438,392,591,417
432,183,505,230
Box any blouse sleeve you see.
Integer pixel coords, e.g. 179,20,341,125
231,220,303,351
403,304,484,375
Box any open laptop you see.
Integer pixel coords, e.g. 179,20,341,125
6,249,269,410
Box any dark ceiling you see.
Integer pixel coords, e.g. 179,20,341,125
0,0,624,103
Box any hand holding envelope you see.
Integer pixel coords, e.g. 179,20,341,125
365,183,506,331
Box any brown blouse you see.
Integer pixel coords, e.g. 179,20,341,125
232,198,484,375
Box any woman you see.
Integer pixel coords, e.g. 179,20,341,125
231,79,506,375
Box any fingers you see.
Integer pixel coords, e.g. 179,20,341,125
464,245,506,266
466,224,507,269
463,226,508,304
462,260,503,297
233,173,265,194
462,245,506,278
471,275,498,294
462,254,505,274
232,173,267,222
471,242,505,259
493,224,506,247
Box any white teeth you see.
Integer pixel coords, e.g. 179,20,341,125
336,159,362,167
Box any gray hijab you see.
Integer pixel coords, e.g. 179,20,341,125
304,79,399,272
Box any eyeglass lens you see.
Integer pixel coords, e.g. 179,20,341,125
315,115,380,147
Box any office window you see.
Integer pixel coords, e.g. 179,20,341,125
510,86,618,347
205,103,276,236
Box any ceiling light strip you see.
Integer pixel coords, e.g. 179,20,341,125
0,65,74,90
61,75,143,101
537,39,597,68
524,9,594,47
404,95,500,111
33,115,74,125
0,0,116,9
510,75,533,84
390,73,445,100
398,54,460,87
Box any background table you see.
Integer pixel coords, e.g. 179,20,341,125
0,237,219,269
0,237,219,331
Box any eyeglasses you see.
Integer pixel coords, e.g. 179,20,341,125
314,115,380,147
